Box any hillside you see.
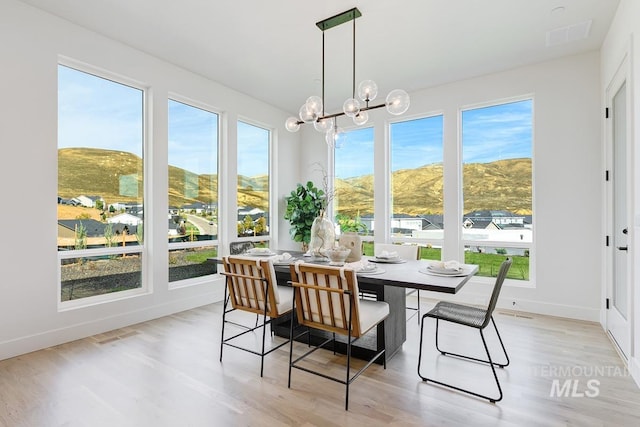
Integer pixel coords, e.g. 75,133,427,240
336,158,531,217
59,148,531,216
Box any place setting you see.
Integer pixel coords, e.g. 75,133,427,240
419,260,469,277
244,248,296,265
369,250,407,264
345,259,386,276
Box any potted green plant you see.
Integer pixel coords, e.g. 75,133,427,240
284,181,326,251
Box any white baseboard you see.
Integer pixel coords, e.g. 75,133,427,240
417,290,600,322
0,287,224,361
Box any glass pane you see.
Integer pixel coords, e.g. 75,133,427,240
464,246,530,280
61,254,142,301
390,116,444,239
461,100,532,246
168,99,219,241
237,122,270,238
58,65,144,300
334,127,374,236
168,246,219,282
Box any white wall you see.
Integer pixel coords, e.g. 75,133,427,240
301,52,603,322
0,0,301,360
601,0,640,387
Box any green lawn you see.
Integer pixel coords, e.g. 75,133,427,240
364,242,529,280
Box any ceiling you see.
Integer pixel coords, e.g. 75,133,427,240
19,0,620,115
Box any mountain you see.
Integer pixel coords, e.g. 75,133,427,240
59,148,531,216
336,159,532,217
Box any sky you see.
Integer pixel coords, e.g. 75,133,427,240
59,65,531,179
335,100,532,179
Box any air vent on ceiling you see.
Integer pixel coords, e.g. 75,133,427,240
546,20,592,47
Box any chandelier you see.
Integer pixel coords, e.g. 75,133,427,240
285,8,410,147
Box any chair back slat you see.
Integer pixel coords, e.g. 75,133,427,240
482,258,512,327
290,262,363,337
222,256,279,317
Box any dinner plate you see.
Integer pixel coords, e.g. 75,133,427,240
246,249,277,256
420,267,468,277
427,265,463,274
356,267,385,275
371,257,407,264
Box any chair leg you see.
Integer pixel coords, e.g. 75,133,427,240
491,316,510,368
288,297,296,389
416,290,420,324
479,328,503,403
220,286,229,363
418,315,505,403
260,307,268,377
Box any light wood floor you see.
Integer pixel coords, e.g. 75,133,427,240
1,300,639,427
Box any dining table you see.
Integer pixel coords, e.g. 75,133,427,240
221,250,479,363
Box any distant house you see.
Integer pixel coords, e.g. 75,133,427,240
76,195,104,208
58,219,106,239
107,213,143,226
237,206,266,222
462,210,526,228
58,219,137,241
359,213,442,234
182,202,208,213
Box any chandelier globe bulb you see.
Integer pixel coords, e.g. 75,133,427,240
386,89,410,115
299,103,317,123
305,96,323,115
343,98,360,118
353,110,369,125
313,117,333,133
357,80,378,102
285,116,301,132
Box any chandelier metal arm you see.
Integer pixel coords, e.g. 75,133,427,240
291,102,386,125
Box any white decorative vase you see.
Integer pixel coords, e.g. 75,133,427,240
309,215,335,258
339,232,362,262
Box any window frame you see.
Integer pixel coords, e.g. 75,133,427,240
388,113,445,250
167,95,221,288
57,58,149,309
236,119,273,246
458,95,535,286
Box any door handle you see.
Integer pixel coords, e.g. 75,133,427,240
617,246,628,251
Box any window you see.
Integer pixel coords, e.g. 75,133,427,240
168,99,219,284
237,121,270,240
461,99,533,280
390,115,444,260
58,64,145,302
334,127,374,238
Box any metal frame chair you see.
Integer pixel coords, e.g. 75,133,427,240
375,243,421,323
220,256,293,377
288,262,389,410
418,258,512,402
229,240,255,255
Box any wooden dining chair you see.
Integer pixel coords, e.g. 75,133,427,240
220,256,293,377
418,258,512,402
288,261,389,410
374,243,421,323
